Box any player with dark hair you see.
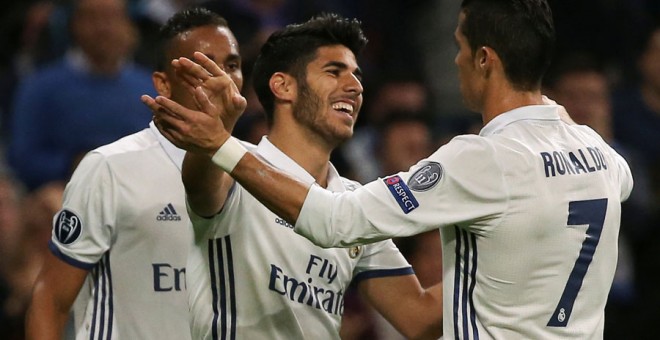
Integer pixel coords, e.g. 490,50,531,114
25,7,242,339
149,12,443,339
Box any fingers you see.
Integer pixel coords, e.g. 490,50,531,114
142,95,175,123
193,86,216,115
192,52,225,77
172,57,213,81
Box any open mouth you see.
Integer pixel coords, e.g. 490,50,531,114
331,102,354,115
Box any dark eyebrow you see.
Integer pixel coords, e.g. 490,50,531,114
323,61,362,78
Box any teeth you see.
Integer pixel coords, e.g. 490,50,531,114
332,102,353,114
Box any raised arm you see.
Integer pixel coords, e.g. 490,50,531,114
145,82,309,221
145,52,247,216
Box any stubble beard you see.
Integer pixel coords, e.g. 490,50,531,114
293,82,352,147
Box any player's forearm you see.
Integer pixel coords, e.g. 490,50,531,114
229,150,310,224
182,151,233,217
25,289,69,339
394,286,443,339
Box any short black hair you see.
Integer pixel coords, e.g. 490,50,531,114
156,7,229,71
460,0,556,91
251,12,368,123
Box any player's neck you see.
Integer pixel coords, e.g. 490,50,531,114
481,87,543,125
267,127,332,188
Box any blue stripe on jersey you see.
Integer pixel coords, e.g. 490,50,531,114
352,267,415,284
90,263,99,339
225,237,237,340
90,253,113,340
468,232,478,340
106,254,114,340
453,226,479,340
209,237,237,340
453,226,461,339
218,239,227,340
208,239,220,340
48,240,96,270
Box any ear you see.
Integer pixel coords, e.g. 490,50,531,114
152,71,171,97
269,72,296,102
476,46,496,75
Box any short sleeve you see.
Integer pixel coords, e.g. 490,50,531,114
50,152,118,269
351,240,413,284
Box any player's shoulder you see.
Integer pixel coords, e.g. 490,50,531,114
437,133,498,162
75,128,158,172
93,128,158,157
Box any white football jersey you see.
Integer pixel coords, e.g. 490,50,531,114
296,105,633,339
50,123,192,340
186,137,413,339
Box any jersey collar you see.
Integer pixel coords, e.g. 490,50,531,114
256,136,345,192
149,121,185,170
479,105,562,137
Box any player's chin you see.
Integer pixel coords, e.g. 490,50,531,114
334,128,354,143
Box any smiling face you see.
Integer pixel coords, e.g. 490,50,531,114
292,45,363,145
158,25,243,109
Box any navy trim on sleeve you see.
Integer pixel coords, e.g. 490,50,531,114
352,266,415,284
49,240,96,270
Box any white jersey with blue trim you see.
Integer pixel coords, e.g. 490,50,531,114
295,105,633,339
49,123,192,340
186,136,413,340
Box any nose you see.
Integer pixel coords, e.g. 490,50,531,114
344,73,363,95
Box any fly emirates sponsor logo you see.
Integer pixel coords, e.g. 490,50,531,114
268,254,344,315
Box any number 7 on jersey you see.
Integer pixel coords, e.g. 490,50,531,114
548,198,608,327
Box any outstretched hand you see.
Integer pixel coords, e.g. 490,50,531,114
142,51,247,156
173,52,247,130
142,86,230,157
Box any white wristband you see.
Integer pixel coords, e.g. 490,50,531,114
211,136,248,173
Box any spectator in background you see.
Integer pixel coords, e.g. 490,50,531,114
0,172,25,340
0,175,63,340
0,1,59,147
612,23,660,202
610,22,660,339
375,114,434,176
6,0,155,191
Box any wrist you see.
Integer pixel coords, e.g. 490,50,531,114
210,136,248,173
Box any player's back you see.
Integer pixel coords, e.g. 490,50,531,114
445,106,633,339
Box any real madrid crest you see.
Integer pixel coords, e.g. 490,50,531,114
349,245,362,258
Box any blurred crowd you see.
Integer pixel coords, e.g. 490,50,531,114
0,0,658,339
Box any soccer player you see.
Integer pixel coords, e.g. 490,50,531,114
24,8,243,339
146,13,443,339
148,0,634,338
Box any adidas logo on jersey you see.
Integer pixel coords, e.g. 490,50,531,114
157,203,182,221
